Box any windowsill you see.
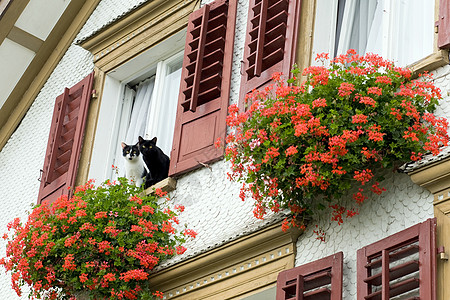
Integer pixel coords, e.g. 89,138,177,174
143,177,177,195
409,49,449,77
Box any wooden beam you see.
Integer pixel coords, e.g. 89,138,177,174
0,0,30,46
7,25,43,52
0,0,13,18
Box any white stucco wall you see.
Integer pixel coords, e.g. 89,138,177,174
1,0,450,299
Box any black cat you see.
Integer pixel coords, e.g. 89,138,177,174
138,136,170,188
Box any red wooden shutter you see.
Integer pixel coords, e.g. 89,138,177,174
169,0,237,177
276,252,343,300
239,0,301,109
438,0,450,49
37,72,94,205
357,218,437,300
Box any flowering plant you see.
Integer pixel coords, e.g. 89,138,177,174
1,177,196,299
224,50,449,233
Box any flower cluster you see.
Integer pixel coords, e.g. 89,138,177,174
223,50,448,233
1,177,195,299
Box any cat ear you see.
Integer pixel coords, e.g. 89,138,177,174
151,137,157,144
121,142,126,149
138,136,144,144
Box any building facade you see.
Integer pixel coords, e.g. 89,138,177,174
1,0,450,299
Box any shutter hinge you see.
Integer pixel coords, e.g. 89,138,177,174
91,89,98,100
438,246,448,261
38,169,44,182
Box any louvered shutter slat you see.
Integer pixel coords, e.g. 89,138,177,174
240,0,301,109
43,88,70,186
365,278,420,300
189,5,209,112
303,288,331,300
303,271,331,291
37,72,94,205
365,259,419,286
169,0,237,177
254,0,268,77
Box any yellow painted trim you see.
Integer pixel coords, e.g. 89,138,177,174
79,0,199,72
148,222,301,300
7,25,43,52
435,206,450,300
0,0,30,46
76,66,105,187
296,0,315,82
143,177,177,195
408,157,450,195
0,0,101,151
409,50,449,76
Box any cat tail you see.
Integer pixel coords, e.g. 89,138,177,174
144,172,155,189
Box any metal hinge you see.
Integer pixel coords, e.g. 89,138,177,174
91,89,98,100
438,246,448,261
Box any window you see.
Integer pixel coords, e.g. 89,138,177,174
239,0,301,108
89,32,185,182
108,49,184,181
87,0,237,183
38,72,94,204
276,252,343,300
312,0,435,66
357,218,436,299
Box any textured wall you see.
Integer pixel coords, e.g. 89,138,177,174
1,0,450,298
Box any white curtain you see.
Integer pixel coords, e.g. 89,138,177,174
336,0,378,56
113,78,154,179
388,0,433,66
337,0,433,66
145,67,181,156
124,77,155,144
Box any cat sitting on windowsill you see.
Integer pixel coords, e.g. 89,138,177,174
121,142,148,187
121,137,170,189
138,136,170,189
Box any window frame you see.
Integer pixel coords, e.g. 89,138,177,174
76,0,200,187
80,0,238,184
88,32,186,182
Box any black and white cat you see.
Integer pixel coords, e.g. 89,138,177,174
138,136,170,188
121,142,147,187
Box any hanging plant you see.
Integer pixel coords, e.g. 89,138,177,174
222,50,449,233
0,176,196,299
